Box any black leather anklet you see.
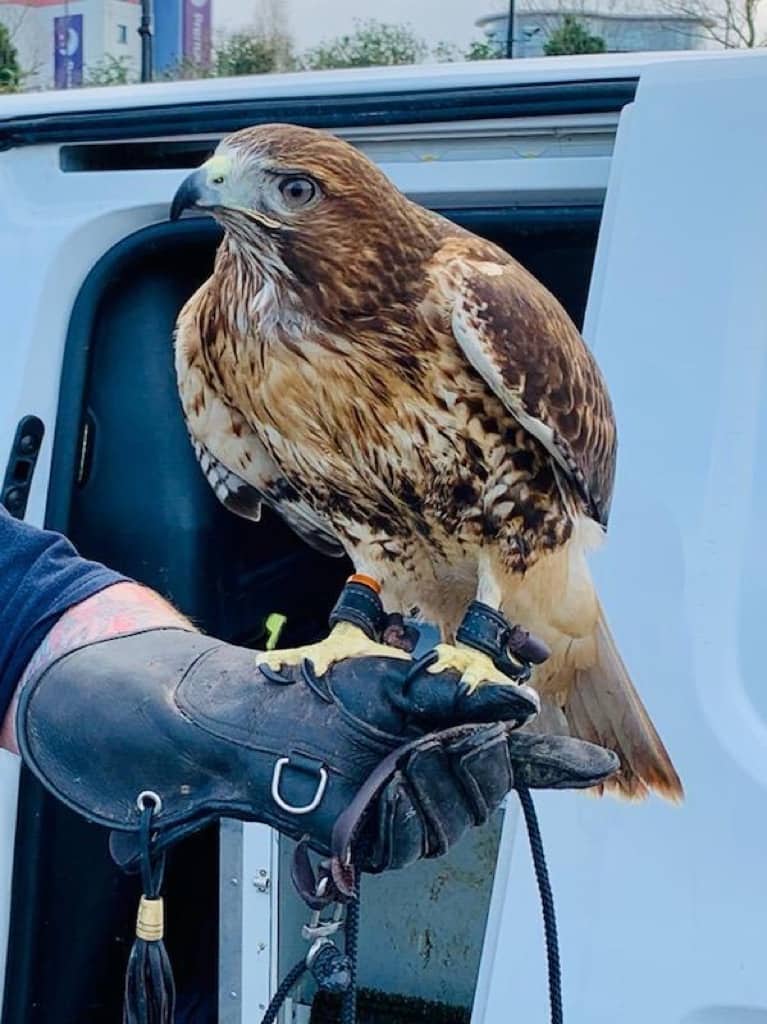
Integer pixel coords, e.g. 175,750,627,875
456,601,550,681
328,579,387,641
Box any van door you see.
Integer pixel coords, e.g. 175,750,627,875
473,51,767,1024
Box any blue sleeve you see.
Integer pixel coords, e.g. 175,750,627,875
0,506,130,719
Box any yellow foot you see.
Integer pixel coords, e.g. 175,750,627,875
427,642,536,697
255,622,411,676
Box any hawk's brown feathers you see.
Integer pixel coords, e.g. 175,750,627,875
444,245,617,526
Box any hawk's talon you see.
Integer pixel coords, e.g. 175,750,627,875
426,642,540,710
300,659,333,704
260,664,295,686
255,622,412,678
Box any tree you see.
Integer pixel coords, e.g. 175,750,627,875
302,19,428,70
659,0,764,47
0,20,21,93
543,15,606,54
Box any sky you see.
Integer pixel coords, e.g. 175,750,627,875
212,0,503,52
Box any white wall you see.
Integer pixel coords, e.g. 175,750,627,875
103,0,141,78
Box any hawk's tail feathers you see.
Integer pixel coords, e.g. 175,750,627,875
563,609,684,803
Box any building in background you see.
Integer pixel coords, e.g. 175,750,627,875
0,0,142,88
476,6,713,56
0,0,212,89
155,0,212,76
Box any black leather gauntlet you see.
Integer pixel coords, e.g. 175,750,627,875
17,627,618,874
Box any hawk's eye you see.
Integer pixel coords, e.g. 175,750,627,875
279,176,317,208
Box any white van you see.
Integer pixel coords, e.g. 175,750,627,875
1,49,765,1024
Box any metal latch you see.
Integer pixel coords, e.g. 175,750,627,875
2,416,45,520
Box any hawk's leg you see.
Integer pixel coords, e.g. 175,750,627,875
255,575,411,675
255,621,411,674
426,557,544,704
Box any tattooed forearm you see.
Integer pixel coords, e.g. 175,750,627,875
19,583,195,688
0,583,195,754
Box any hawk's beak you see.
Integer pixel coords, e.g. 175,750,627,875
170,168,220,221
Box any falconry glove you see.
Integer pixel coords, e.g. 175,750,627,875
16,627,618,873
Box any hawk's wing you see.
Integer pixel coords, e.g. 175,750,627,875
175,304,345,558
443,248,617,526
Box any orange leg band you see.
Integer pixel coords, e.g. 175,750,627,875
347,573,381,595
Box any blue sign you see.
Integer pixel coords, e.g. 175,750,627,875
154,2,183,76
154,0,212,74
54,14,83,89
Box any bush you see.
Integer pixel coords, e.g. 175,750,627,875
464,38,504,60
214,29,294,76
83,54,136,87
302,19,428,70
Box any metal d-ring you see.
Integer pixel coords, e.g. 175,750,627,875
271,757,328,815
500,651,532,684
136,790,163,814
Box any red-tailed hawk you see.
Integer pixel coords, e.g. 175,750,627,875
171,123,681,801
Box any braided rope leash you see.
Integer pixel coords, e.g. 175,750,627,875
259,960,308,1024
516,783,563,1024
340,881,360,1024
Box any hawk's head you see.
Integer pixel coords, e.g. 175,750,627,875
170,123,437,316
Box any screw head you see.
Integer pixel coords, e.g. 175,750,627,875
4,488,23,510
18,435,36,455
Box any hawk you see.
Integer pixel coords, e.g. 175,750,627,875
170,123,681,801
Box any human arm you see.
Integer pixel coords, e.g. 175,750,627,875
0,503,193,753
0,582,192,753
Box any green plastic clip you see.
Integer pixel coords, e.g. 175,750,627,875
264,612,287,651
